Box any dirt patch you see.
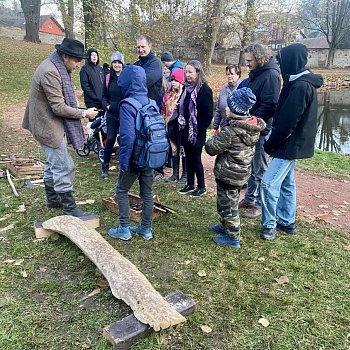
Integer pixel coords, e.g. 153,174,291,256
3,102,350,232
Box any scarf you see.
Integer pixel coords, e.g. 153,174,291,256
50,51,85,150
178,83,198,144
162,85,183,125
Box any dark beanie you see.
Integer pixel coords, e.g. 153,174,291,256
227,87,256,115
160,51,174,62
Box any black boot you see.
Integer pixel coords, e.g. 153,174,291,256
166,154,179,181
58,192,93,217
101,162,109,178
44,181,62,209
178,156,187,184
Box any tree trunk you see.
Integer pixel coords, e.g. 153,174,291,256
57,0,75,39
19,0,41,43
82,0,104,47
238,0,257,65
201,0,225,75
326,44,335,68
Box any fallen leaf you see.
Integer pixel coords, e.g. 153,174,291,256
14,259,24,266
109,166,117,171
343,244,350,251
39,267,47,272
96,279,109,289
343,201,349,205
185,260,191,265
79,288,101,301
197,270,207,277
200,325,212,333
257,257,265,262
263,267,270,271
21,271,28,278
318,204,328,209
15,204,26,213
276,288,285,293
258,317,270,327
0,214,11,222
316,213,331,223
0,224,14,233
275,276,289,284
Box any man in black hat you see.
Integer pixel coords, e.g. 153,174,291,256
23,38,98,217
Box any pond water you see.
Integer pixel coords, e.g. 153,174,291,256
316,90,350,154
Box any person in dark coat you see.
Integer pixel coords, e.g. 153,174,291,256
134,35,163,110
260,43,323,241
80,48,104,113
101,51,124,178
170,60,213,197
238,43,281,219
107,65,154,241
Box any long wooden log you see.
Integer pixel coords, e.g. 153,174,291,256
6,169,19,197
42,216,186,331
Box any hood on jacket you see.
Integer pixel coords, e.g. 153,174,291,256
249,57,280,79
118,64,148,98
278,43,307,79
278,43,323,88
86,48,99,65
230,117,267,146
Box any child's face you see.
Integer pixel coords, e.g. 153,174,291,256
171,80,181,90
163,66,170,77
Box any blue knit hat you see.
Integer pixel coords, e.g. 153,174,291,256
227,87,256,115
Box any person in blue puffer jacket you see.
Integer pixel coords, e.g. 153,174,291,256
107,65,155,242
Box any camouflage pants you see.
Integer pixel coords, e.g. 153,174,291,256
217,184,241,238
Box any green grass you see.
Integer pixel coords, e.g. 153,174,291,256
298,149,350,178
1,37,350,350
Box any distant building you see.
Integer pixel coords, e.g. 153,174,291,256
14,15,64,36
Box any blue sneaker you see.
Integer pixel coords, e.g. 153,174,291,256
130,226,153,240
213,236,240,248
108,225,132,240
209,224,227,236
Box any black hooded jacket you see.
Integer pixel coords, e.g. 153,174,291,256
247,58,281,135
264,43,324,159
80,48,104,109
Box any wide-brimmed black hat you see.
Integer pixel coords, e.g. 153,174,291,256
55,38,88,59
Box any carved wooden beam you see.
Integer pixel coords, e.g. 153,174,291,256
42,216,186,331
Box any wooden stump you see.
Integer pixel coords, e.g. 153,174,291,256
42,216,186,331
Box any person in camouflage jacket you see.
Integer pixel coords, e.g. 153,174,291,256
205,87,266,248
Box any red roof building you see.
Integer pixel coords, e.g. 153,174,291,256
14,15,64,36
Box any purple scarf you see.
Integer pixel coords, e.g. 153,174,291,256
50,51,85,150
178,83,198,144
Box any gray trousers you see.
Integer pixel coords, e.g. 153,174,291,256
116,168,154,229
244,134,270,208
40,138,75,193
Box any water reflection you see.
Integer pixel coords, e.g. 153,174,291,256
316,90,350,154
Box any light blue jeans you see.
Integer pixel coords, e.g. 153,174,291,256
40,139,76,193
260,158,297,229
244,134,270,208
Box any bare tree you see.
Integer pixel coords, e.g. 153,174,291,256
201,0,226,74
19,0,41,43
299,0,350,68
57,0,75,39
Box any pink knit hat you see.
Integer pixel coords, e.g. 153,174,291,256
170,68,185,85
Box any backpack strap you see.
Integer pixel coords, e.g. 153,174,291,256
121,97,143,112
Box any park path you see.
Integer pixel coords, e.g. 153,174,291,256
3,102,350,232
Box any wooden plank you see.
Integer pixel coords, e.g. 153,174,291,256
103,291,195,350
35,214,100,239
42,216,186,331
